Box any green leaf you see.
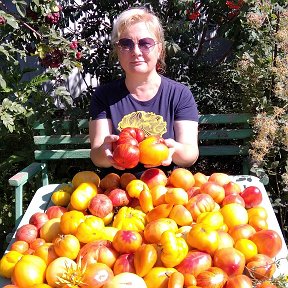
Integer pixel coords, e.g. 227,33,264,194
0,74,7,90
12,0,28,18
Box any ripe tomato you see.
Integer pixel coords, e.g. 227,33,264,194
120,127,145,142
15,223,38,244
60,210,85,235
54,234,80,260
0,250,23,278
74,215,105,243
139,135,169,166
88,194,113,217
70,182,98,211
240,186,263,208
51,189,71,206
46,256,77,287
71,170,100,189
134,244,157,277
113,143,140,168
80,262,114,288
169,168,195,191
225,275,253,288
12,255,47,288
196,267,228,288
10,240,29,254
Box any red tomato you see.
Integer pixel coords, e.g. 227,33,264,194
120,127,145,142
225,275,253,288
107,188,131,207
116,134,138,146
88,194,113,217
80,263,114,288
113,143,140,168
15,224,38,244
196,267,228,288
29,212,49,230
240,186,263,208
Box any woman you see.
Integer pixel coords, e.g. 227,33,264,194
89,7,199,176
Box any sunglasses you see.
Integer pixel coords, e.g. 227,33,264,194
116,37,159,54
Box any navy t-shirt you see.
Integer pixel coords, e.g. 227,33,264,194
89,75,199,176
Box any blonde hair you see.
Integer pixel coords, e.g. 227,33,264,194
111,7,166,72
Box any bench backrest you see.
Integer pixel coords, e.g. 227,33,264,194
33,113,252,172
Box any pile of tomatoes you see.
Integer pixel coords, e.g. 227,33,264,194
0,168,285,288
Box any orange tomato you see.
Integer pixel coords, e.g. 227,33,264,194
150,184,168,206
54,234,80,260
165,187,188,205
146,203,173,222
33,243,58,265
169,204,193,226
144,267,177,288
248,215,268,231
134,244,157,277
169,168,195,191
168,271,185,288
247,206,268,220
199,181,225,204
10,240,29,254
193,172,208,187
208,172,230,186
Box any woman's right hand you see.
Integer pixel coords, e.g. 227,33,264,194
102,135,126,170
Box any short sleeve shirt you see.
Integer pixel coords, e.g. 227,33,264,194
89,75,199,139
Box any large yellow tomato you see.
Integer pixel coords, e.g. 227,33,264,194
112,206,146,232
70,182,97,211
60,210,85,235
0,250,23,278
74,215,105,243
12,255,47,288
144,267,177,288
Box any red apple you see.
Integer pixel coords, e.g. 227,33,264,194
77,240,119,268
213,247,246,277
140,168,168,189
46,205,67,219
240,186,263,208
113,253,136,275
107,188,131,207
113,144,140,169
249,229,282,258
112,230,143,253
175,250,212,277
88,194,113,217
29,212,49,230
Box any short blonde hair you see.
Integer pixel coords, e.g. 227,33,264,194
111,7,166,72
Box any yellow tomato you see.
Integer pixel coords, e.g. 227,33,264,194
70,182,97,210
12,255,47,288
112,206,146,232
101,226,119,241
51,190,71,206
60,210,85,235
247,206,268,220
71,170,100,189
186,223,219,255
0,250,23,278
234,239,258,262
220,203,248,229
126,179,149,198
74,215,104,243
196,211,224,230
144,267,177,288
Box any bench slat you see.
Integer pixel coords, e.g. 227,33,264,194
198,113,251,124
34,149,90,160
199,129,252,140
34,135,90,145
199,145,249,156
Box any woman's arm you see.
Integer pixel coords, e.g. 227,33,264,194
163,120,199,167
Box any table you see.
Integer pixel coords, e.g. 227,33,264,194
0,175,287,285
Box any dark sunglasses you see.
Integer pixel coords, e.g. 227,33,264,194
116,37,158,54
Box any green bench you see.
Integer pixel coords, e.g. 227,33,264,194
8,113,253,226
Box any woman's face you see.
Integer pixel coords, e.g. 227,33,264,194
116,22,162,77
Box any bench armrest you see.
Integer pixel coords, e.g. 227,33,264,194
8,162,48,226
